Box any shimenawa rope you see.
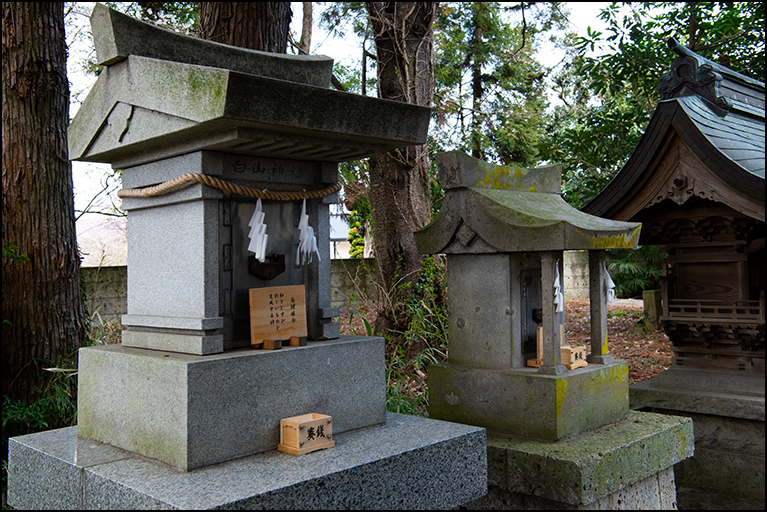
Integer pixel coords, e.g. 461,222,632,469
117,172,342,201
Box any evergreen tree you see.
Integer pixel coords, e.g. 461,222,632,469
432,2,564,166
540,2,765,209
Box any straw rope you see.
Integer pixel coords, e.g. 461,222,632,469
117,172,342,200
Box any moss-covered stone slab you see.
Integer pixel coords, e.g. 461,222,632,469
429,361,630,440
487,410,694,506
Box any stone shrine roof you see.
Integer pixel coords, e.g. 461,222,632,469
69,4,430,169
415,152,641,254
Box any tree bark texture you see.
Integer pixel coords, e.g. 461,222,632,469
2,2,86,402
198,2,292,53
298,1,312,54
364,2,436,310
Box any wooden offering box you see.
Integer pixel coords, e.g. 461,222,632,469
561,345,588,370
277,413,335,456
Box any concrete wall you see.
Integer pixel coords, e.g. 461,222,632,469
563,250,589,299
81,252,590,323
330,258,380,308
82,265,128,324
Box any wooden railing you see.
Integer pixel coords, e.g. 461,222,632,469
662,298,764,323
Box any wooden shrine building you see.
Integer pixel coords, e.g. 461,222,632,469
584,39,765,381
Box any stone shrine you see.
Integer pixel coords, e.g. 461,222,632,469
416,151,694,508
7,5,486,509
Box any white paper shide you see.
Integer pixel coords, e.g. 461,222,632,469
296,198,321,265
248,198,268,262
554,263,565,313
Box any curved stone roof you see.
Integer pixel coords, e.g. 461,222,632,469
69,4,431,169
416,151,641,254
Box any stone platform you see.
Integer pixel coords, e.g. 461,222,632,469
631,372,765,510
464,410,694,509
429,360,629,441
77,336,385,470
8,412,487,510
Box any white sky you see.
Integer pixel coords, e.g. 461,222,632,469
66,1,614,266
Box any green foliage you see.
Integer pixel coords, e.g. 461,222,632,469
332,62,376,96
384,256,448,416
319,2,369,41
543,2,764,208
432,2,560,165
2,357,78,461
607,245,666,299
338,158,372,260
576,2,764,105
341,308,373,337
346,210,366,259
385,346,429,416
541,91,647,209
2,244,30,265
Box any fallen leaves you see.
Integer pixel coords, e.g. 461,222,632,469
564,298,672,384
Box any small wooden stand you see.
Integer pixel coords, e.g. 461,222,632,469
277,413,335,456
526,327,544,368
263,338,282,350
249,285,308,348
288,336,307,347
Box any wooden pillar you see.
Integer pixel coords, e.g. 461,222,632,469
539,251,566,375
588,250,614,364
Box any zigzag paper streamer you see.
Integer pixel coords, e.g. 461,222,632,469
296,199,320,265
604,261,616,305
554,263,565,313
247,198,268,262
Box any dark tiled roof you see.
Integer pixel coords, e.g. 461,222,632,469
584,42,764,218
676,96,765,179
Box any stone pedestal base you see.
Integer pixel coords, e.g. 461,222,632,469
463,410,693,510
77,336,385,470
429,361,629,440
8,413,487,510
631,373,765,510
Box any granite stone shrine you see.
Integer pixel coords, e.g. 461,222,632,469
7,5,487,509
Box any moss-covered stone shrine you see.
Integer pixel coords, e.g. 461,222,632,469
416,151,694,508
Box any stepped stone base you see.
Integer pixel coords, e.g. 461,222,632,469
464,410,694,510
631,373,765,510
8,413,487,510
77,336,385,470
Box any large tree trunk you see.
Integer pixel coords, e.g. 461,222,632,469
198,2,291,53
2,2,87,402
365,2,436,330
